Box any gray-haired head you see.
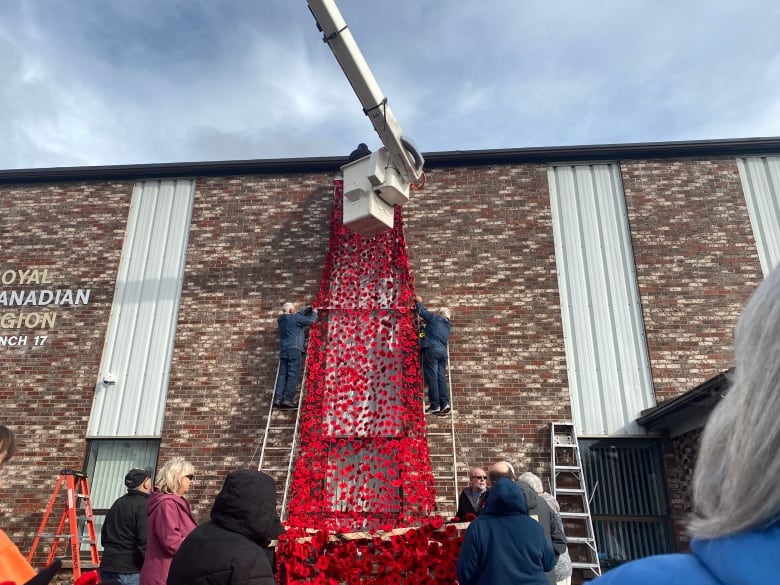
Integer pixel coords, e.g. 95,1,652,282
282,302,295,314
689,265,780,538
439,307,451,320
518,471,543,494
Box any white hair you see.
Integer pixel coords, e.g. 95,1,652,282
689,265,780,538
439,307,451,320
282,302,295,314
155,457,194,495
518,471,544,494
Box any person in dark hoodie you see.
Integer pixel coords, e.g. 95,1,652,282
457,461,556,585
517,474,568,585
167,469,283,585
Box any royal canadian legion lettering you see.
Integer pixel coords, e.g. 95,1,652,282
0,269,92,344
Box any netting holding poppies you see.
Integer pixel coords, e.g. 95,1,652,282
285,181,438,533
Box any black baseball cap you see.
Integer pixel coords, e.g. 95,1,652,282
124,466,153,489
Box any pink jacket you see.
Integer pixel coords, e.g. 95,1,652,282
139,491,197,585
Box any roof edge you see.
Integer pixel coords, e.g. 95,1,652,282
2,137,780,184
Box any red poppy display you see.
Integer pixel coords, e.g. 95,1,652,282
277,181,465,583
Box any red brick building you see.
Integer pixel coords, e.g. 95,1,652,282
1,137,778,575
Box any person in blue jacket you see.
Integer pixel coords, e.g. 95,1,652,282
273,301,318,409
591,264,780,585
457,461,556,585
415,295,452,415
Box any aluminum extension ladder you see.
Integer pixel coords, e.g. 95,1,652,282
27,469,100,578
551,422,602,578
416,309,459,511
423,344,459,510
256,357,308,521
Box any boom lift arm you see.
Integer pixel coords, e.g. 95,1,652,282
307,0,425,235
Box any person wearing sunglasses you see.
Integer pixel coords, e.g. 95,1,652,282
455,467,490,521
141,458,197,585
457,461,555,585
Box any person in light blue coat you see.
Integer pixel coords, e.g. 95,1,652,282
591,265,780,585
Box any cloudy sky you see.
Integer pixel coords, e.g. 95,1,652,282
2,0,779,170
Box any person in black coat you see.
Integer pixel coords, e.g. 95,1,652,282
99,466,152,582
415,295,452,415
348,143,371,162
455,467,490,521
167,469,283,585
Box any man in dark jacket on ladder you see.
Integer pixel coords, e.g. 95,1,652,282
415,295,452,415
167,469,283,585
273,301,318,409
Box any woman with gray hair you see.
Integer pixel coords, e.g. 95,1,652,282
518,472,572,585
592,265,780,584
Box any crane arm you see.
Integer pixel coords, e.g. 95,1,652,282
306,0,424,186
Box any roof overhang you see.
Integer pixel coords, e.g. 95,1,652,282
637,369,732,438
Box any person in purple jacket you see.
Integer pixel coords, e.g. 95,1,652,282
591,264,780,585
139,458,197,585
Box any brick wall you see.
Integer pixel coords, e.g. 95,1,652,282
621,158,760,400
664,428,702,551
0,181,130,544
0,154,762,561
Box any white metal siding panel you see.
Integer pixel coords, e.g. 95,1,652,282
548,164,655,435
737,156,780,275
88,180,195,437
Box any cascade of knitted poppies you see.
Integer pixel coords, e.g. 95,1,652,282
285,180,437,532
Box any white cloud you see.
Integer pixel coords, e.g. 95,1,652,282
1,0,779,169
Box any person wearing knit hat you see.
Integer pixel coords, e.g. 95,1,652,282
100,467,153,585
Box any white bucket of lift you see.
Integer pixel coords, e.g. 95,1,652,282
341,148,407,236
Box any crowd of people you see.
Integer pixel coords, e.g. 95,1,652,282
455,461,571,585
97,458,281,585
0,426,282,585
4,266,780,584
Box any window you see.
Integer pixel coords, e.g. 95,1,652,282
85,439,159,549
580,438,672,569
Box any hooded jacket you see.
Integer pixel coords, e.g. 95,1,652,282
517,481,567,585
590,522,780,585
457,478,556,585
140,490,197,585
167,470,283,585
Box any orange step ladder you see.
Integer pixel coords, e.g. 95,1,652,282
27,469,100,578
